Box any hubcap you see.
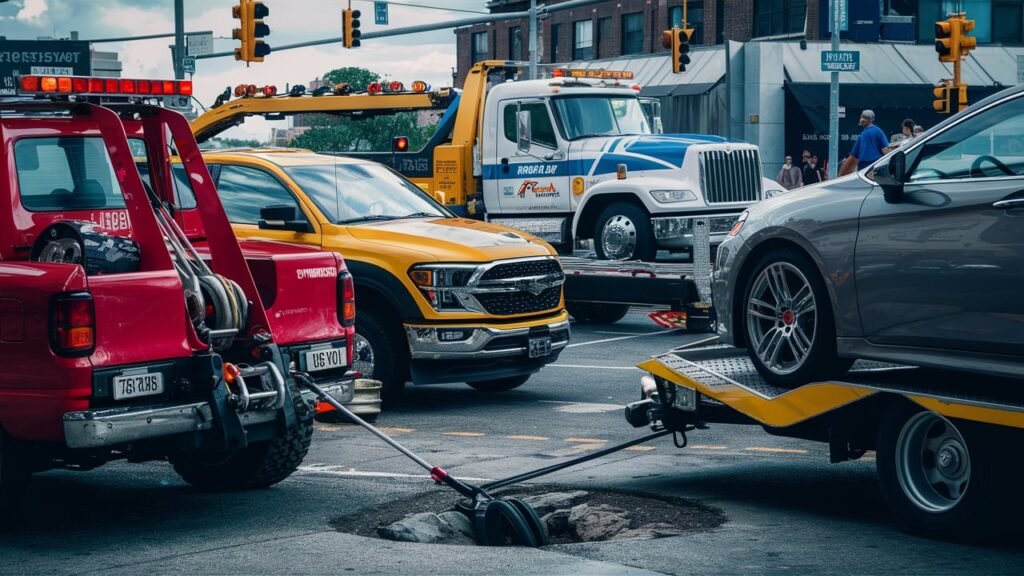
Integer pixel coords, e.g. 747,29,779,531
745,262,818,375
895,412,971,513
353,333,375,378
600,215,638,260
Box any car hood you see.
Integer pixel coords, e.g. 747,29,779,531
742,173,871,233
341,217,555,262
570,133,733,176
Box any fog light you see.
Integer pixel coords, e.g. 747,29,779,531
672,385,697,412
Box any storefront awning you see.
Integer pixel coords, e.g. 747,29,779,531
564,48,725,98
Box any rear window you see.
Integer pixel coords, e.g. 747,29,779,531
13,137,127,212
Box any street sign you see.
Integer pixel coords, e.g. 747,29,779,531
182,56,196,75
828,0,848,32
186,32,213,57
821,50,860,72
374,1,388,25
0,39,90,96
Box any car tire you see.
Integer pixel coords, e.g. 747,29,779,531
876,403,1009,540
170,380,313,490
355,309,407,405
741,248,852,388
594,202,655,261
467,375,531,392
567,302,630,324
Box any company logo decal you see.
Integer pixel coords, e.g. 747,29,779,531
517,180,559,198
515,164,559,176
296,266,336,280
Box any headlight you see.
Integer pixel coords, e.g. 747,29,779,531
650,189,696,203
409,264,479,312
763,188,786,199
728,211,748,237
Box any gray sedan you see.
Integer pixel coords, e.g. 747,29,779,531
714,86,1024,387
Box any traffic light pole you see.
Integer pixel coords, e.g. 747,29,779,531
174,0,185,79
528,0,537,80
828,0,840,180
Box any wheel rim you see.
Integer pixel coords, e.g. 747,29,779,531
353,333,375,378
895,412,971,513
600,214,638,260
745,261,818,375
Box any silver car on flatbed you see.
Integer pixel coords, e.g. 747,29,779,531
714,84,1024,387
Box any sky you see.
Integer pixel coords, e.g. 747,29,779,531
0,0,489,140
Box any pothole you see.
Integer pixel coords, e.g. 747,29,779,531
330,485,725,546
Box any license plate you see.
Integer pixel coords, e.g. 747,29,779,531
112,372,164,400
528,336,552,359
305,347,346,372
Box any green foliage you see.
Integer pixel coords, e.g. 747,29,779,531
290,66,439,153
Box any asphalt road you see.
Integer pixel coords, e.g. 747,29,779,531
3,308,1023,575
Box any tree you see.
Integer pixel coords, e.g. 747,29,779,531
206,137,266,149
290,67,439,153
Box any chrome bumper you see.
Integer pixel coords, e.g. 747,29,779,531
404,319,571,360
652,214,741,247
63,401,278,450
311,378,382,417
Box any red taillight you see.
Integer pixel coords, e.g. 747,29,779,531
20,75,39,92
179,80,193,96
50,292,95,357
339,271,356,327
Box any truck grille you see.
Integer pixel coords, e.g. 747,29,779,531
475,287,562,316
698,149,763,204
480,258,563,281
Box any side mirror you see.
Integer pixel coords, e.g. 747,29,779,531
516,110,532,154
258,204,311,233
873,150,906,203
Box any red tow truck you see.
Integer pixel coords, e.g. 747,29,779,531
0,75,354,506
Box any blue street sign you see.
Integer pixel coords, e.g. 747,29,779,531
828,0,848,33
821,50,860,72
374,2,388,25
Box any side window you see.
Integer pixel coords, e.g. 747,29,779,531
502,101,558,149
135,163,198,210
215,165,304,225
911,97,1024,181
14,137,127,211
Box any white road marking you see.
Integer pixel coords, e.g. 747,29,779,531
595,331,650,336
297,465,491,482
539,400,624,413
547,364,641,371
567,329,684,348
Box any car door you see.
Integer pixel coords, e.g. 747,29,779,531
494,99,571,214
214,163,321,248
855,94,1024,357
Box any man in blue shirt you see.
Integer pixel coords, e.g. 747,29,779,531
838,109,889,176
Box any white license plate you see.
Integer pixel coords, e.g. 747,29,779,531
112,372,164,400
528,337,552,359
305,347,346,372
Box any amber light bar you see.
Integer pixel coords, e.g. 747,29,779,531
18,75,193,97
551,68,635,80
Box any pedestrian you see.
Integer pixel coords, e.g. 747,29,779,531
800,149,812,169
889,118,915,146
913,125,924,137
803,154,824,184
776,155,803,190
838,109,889,176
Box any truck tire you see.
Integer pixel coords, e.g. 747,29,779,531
741,248,852,388
876,403,1007,540
0,428,30,517
467,375,531,392
170,380,313,490
567,302,630,324
594,202,655,261
355,308,407,405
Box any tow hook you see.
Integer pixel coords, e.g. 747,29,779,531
625,399,662,428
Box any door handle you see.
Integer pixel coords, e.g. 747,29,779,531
993,197,1024,209
500,157,509,173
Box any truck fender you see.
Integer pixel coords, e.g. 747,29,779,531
571,175,699,240
345,260,423,322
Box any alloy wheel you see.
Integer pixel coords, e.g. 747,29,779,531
353,332,375,378
746,261,818,375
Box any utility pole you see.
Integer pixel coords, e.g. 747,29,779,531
173,0,185,79
828,0,840,180
528,0,537,79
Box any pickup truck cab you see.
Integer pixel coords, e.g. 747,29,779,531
0,76,351,506
186,149,570,402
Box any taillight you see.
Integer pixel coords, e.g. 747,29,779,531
50,292,95,357
339,271,356,327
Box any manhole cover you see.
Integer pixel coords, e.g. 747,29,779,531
331,485,725,546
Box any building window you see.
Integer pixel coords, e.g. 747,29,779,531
550,23,561,62
573,19,594,60
471,31,489,64
882,0,915,16
754,0,806,37
993,1,1024,44
716,0,725,43
597,17,612,57
508,26,523,60
622,12,644,54
669,2,704,44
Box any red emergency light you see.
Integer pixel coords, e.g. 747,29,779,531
18,74,192,98
367,82,383,95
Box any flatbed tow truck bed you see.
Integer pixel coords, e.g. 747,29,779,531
629,340,1024,540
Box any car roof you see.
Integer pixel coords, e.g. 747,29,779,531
200,148,373,167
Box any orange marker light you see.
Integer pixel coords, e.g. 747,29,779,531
223,362,241,384
41,76,57,92
411,80,429,93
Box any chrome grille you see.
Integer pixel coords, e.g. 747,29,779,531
698,148,763,204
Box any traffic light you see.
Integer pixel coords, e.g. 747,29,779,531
343,8,362,48
232,0,271,63
958,17,977,58
669,27,693,74
957,81,969,112
933,80,951,114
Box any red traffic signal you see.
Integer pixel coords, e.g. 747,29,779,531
392,136,410,153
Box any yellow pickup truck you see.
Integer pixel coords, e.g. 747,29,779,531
178,149,570,403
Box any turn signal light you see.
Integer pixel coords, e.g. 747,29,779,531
49,292,95,357
409,269,433,287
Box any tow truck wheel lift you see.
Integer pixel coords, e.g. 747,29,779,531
628,338,1024,540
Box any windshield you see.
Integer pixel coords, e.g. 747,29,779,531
283,160,450,224
552,95,651,140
